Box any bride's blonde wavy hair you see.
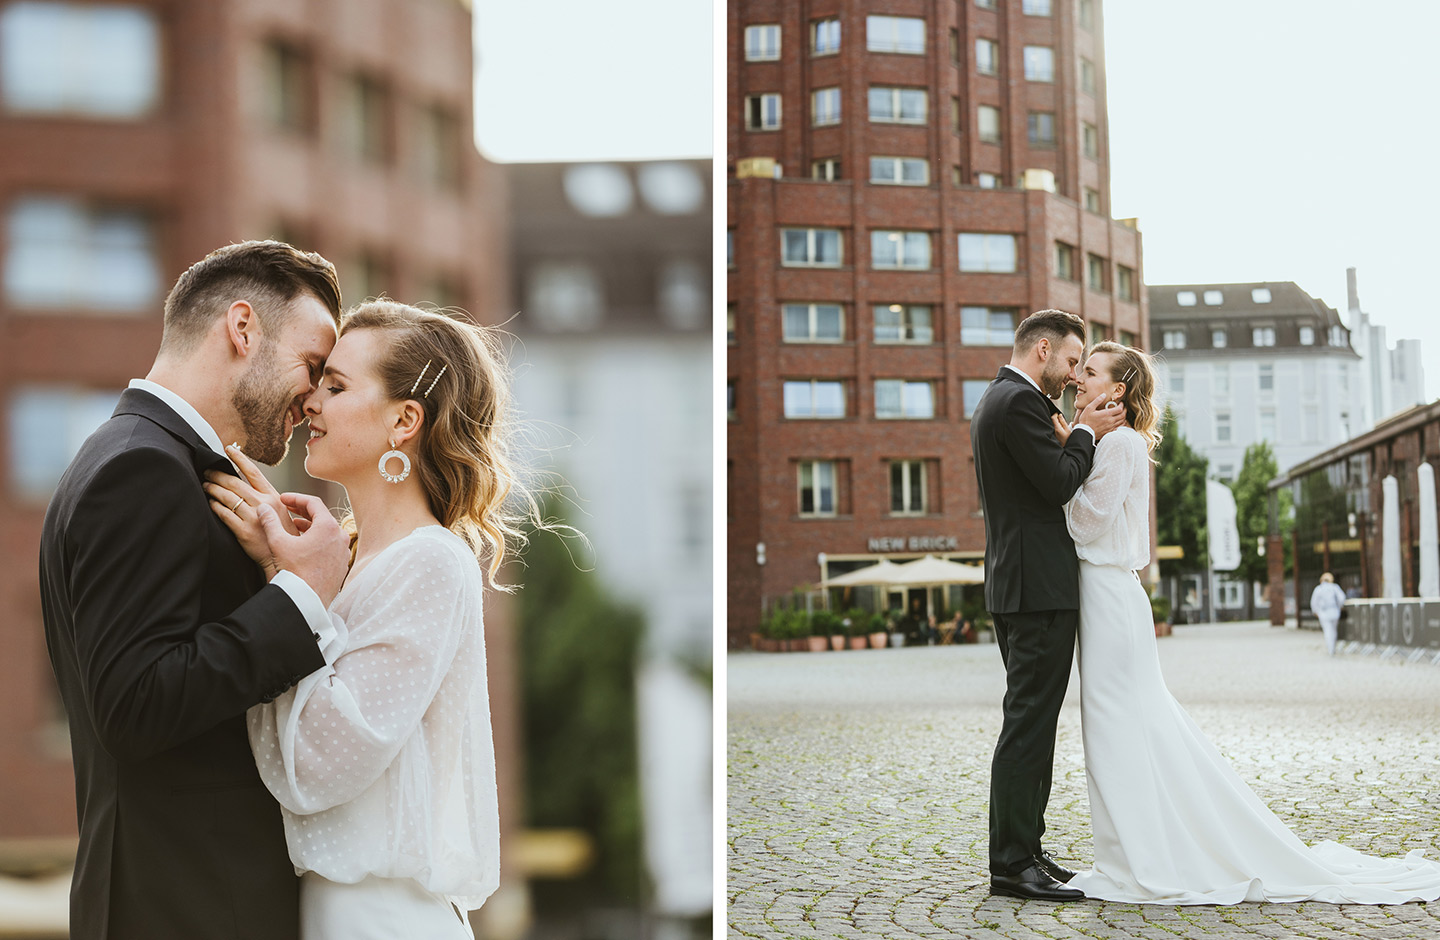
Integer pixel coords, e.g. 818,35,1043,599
1088,340,1163,457
339,300,543,591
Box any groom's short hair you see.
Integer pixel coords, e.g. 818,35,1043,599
159,240,342,355
1013,309,1085,355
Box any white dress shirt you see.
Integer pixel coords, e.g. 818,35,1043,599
127,379,335,650
1002,364,1095,439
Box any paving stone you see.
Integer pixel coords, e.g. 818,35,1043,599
728,621,1440,939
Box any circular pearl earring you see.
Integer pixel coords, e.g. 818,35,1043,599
378,441,410,484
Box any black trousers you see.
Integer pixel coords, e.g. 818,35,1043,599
988,607,1078,876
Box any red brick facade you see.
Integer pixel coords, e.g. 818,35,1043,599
727,0,1147,646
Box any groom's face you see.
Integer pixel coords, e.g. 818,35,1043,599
1039,334,1085,398
231,294,337,464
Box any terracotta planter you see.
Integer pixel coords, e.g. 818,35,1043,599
759,637,780,652
1154,621,1173,637
829,634,846,650
847,635,868,650
868,631,888,649
749,632,764,650
806,635,828,652
786,638,808,652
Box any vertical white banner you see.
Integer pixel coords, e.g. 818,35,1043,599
1206,479,1241,572
1382,474,1402,599
1418,463,1439,597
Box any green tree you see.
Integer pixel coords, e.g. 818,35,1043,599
517,508,645,908
1155,405,1209,577
1230,440,1293,584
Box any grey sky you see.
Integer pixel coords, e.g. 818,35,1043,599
1105,0,1440,400
472,0,713,163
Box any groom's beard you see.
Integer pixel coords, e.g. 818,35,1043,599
231,340,295,466
1039,360,1069,398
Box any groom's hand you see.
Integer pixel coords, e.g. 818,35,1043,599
1075,392,1126,440
255,494,350,607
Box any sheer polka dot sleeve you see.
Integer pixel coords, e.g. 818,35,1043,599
1065,429,1138,548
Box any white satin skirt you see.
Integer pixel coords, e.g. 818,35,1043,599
1069,560,1440,904
300,871,475,940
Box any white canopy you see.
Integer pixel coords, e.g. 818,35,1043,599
822,558,908,587
888,554,986,585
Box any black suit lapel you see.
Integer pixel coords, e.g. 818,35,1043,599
113,388,235,476
995,366,1063,417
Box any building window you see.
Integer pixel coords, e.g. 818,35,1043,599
0,2,160,118
959,233,1017,272
976,171,1000,189
875,380,935,419
870,156,928,185
1023,0,1053,15
1259,408,1276,441
1055,242,1077,281
1089,323,1108,346
889,460,928,515
1087,253,1107,291
1329,325,1345,347
781,228,842,267
1253,326,1276,347
745,93,781,130
1162,330,1186,350
1215,410,1232,443
1084,187,1101,213
871,230,931,270
1170,366,1185,393
1023,46,1055,82
869,86,927,123
744,24,780,61
416,104,461,190
1082,122,1099,159
978,105,1001,143
9,386,122,500
782,303,844,342
811,157,840,180
658,259,706,330
812,87,840,126
526,261,601,330
951,96,961,134
1119,329,1137,347
1258,363,1274,391
4,196,159,311
798,460,837,516
1027,111,1056,147
1176,290,1197,306
727,229,735,268
812,18,840,55
950,28,959,64
874,304,933,344
1116,265,1136,301
960,306,1016,345
1204,289,1224,305
338,72,391,164
784,380,845,418
259,40,312,134
727,379,737,420
977,0,996,8
727,304,736,344
1299,325,1314,345
866,15,925,54
1079,0,1095,29
1215,364,1230,396
976,38,999,75
1080,57,1096,95
1212,329,1227,348
1252,287,1272,303
963,379,991,419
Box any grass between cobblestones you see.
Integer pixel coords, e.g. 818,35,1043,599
727,622,1440,939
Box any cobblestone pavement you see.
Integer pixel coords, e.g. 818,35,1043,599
727,622,1440,939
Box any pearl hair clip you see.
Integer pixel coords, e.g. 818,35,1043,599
409,360,449,398
1121,366,1137,383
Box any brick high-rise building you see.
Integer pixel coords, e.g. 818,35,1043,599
0,0,519,915
726,0,1147,646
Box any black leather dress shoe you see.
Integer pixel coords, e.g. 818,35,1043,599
990,864,1085,901
1034,850,1078,883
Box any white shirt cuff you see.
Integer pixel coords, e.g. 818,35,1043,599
271,569,341,661
1071,423,1096,439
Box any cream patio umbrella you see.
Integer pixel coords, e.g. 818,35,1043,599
888,554,986,585
821,558,908,587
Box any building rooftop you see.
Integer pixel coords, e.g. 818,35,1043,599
1149,281,1346,328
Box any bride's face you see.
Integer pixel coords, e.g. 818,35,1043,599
1074,352,1123,412
301,329,400,484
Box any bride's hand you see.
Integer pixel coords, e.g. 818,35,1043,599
203,445,300,575
204,445,302,535
1051,413,1072,446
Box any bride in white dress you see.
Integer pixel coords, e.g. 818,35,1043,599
1056,340,1440,905
206,301,542,937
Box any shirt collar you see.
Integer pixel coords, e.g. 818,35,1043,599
128,378,235,469
1002,363,1046,396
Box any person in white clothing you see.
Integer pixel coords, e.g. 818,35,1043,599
1310,573,1347,655
1052,340,1440,905
204,301,545,938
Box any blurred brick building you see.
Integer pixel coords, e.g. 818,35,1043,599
726,0,1148,645
0,0,518,909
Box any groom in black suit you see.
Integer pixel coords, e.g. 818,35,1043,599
970,309,1124,900
39,241,354,939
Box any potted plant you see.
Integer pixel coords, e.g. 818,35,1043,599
868,612,890,649
1151,594,1173,638
782,608,809,651
755,608,781,652
835,608,863,650
846,613,869,650
809,610,840,652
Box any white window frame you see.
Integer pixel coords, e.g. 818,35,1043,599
812,18,841,56
874,379,936,419
1022,0,1053,15
976,38,998,75
1252,287,1272,303
1299,325,1314,345
744,24,781,61
958,232,1017,272
1176,290,1197,306
1258,363,1274,392
745,93,781,131
1027,111,1056,146
0,2,161,119
783,379,846,419
4,195,160,312
1212,328,1227,348
798,460,838,517
963,379,991,419
873,304,934,344
1023,45,1055,82
811,157,840,181
1214,364,1231,396
780,228,842,267
977,104,1001,142
1215,410,1232,444
1162,330,1186,350
960,306,1016,346
976,172,1000,189
868,86,927,124
870,230,931,270
1203,289,1224,305
1252,326,1276,347
869,156,928,186
811,87,840,126
889,460,928,516
865,15,925,55
782,303,844,343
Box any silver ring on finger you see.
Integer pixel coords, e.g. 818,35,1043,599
231,496,245,513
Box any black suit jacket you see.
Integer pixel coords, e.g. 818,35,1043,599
39,388,327,940
969,367,1098,613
